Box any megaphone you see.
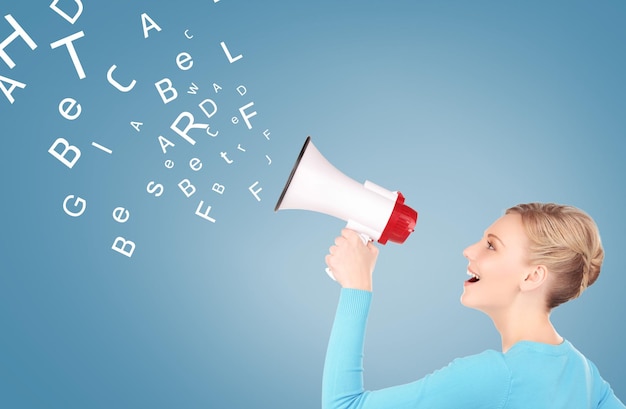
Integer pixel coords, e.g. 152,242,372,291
275,136,418,248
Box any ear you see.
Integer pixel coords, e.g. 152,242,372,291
520,265,549,292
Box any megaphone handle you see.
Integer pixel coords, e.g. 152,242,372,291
325,232,371,281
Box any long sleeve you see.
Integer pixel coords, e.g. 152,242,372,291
598,382,626,409
590,360,626,409
322,288,372,409
321,288,512,409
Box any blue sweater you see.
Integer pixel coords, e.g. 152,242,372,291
322,289,624,409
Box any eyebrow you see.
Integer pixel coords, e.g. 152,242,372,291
487,233,506,247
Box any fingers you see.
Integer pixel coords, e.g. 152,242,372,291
330,231,356,252
367,241,380,256
341,228,362,243
324,229,378,291
329,229,374,257
324,253,332,268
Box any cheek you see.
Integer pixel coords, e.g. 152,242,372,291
492,265,528,301
478,256,522,292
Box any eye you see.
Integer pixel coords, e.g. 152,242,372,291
486,240,495,250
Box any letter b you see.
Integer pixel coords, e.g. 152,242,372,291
112,236,136,257
48,138,81,168
155,78,178,104
178,178,196,198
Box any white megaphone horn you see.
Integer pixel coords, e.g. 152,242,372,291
275,137,418,277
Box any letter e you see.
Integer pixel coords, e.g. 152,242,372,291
112,207,130,223
58,97,81,120
176,52,193,70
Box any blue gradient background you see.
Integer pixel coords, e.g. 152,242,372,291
1,1,625,408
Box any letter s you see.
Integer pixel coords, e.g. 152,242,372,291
146,181,164,197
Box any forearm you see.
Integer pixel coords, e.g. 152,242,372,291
322,288,372,409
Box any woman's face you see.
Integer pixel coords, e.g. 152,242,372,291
461,213,534,314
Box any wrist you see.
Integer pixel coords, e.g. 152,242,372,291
341,279,372,292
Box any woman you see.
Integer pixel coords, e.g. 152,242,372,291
323,203,624,408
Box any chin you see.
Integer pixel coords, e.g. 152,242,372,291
460,292,472,308
460,286,470,303
460,292,482,311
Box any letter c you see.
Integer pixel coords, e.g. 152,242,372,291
107,65,137,93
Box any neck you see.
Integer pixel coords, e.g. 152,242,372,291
488,304,562,353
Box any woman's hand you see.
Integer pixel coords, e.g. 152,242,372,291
325,229,379,291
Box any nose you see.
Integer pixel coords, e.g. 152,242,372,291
463,241,478,260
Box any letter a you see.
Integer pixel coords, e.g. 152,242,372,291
0,74,26,104
158,135,175,154
131,121,143,132
141,13,162,39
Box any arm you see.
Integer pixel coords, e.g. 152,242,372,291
592,360,626,409
599,392,626,409
321,230,511,409
322,288,372,409
322,229,377,408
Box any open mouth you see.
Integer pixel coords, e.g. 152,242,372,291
467,270,480,283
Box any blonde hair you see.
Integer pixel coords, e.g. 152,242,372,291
505,203,604,309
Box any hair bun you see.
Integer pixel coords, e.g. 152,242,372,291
582,245,604,290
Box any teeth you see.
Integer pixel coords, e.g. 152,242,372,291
467,270,480,280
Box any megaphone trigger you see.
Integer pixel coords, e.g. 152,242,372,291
357,232,373,245
325,267,336,281
345,219,376,244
